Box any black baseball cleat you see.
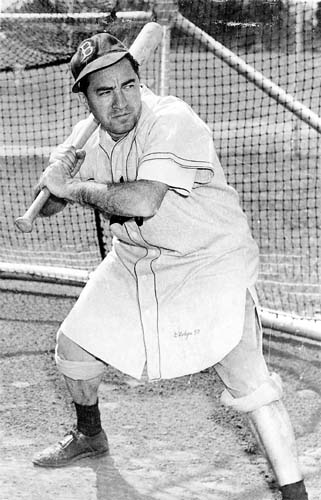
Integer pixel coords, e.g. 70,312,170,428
32,428,109,468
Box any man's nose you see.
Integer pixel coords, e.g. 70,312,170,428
112,89,127,109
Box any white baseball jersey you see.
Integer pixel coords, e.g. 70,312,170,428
60,85,259,381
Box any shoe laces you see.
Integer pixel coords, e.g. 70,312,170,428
58,426,80,446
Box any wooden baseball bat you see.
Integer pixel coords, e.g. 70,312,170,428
15,21,163,233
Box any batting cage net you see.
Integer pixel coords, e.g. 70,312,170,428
0,0,321,329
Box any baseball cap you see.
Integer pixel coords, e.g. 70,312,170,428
71,33,129,93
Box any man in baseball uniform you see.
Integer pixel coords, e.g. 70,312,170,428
32,33,308,500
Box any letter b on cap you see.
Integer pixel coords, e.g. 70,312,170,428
79,40,95,62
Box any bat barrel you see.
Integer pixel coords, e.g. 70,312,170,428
130,22,163,65
15,187,51,232
15,217,34,233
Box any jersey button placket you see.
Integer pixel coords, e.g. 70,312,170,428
135,249,161,380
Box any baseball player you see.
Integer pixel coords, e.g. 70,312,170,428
32,32,308,500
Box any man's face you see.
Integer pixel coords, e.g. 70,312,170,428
84,58,142,141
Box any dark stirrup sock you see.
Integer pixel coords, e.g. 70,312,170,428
74,400,102,437
280,480,308,500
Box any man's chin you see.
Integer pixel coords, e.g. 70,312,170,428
108,127,132,141
109,122,136,139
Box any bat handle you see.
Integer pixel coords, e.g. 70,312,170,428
15,114,99,233
15,187,51,233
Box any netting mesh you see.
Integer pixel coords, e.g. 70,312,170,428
1,0,321,320
173,0,321,319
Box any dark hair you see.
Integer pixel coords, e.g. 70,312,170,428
78,53,140,95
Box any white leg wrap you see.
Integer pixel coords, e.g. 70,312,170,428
220,373,283,413
55,350,105,381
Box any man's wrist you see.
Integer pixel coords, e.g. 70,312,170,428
66,179,97,206
64,179,85,204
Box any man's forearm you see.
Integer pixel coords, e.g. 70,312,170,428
66,179,168,218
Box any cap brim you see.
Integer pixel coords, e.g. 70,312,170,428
72,50,129,93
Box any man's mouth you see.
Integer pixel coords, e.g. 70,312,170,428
113,112,130,118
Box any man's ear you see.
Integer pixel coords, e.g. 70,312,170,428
78,93,90,111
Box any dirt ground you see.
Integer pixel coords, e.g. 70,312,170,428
0,279,321,500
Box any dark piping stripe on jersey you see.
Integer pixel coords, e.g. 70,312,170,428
132,246,162,379
99,143,115,183
111,233,138,279
133,137,139,180
109,133,128,183
133,247,150,371
136,229,162,376
119,222,150,251
140,151,213,169
125,126,139,181
125,135,143,225
99,143,110,160
150,251,162,378
137,224,173,253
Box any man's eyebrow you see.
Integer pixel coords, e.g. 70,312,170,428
121,78,136,87
96,79,137,92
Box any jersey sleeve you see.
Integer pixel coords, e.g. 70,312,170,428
137,100,218,196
